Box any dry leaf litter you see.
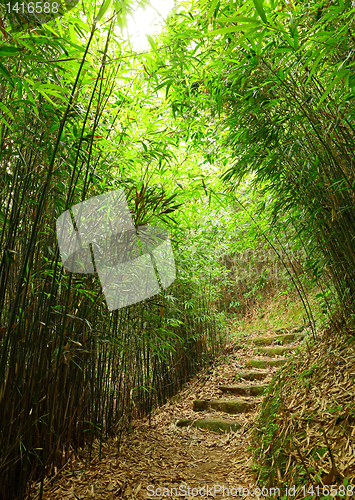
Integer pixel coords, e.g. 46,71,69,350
255,326,355,492
30,325,355,500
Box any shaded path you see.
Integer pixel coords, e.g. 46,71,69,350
33,326,307,499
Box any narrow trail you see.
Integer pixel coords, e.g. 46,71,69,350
35,325,307,500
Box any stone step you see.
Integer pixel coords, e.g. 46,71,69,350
193,399,256,414
249,333,305,346
256,345,296,356
272,327,289,335
232,370,269,381
273,325,307,334
246,358,287,369
176,418,241,433
248,336,274,346
219,383,269,396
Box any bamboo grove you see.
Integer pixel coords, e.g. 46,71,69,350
0,3,228,497
147,0,355,311
1,0,355,497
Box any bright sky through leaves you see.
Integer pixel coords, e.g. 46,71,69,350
124,0,175,50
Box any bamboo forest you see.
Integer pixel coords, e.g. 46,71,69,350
0,0,355,498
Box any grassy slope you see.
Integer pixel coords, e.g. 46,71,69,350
235,295,355,495
234,292,323,335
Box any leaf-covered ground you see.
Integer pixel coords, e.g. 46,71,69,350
252,326,355,491
32,323,355,500
31,338,277,500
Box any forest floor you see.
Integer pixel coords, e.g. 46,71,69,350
30,296,313,500
32,311,307,500
33,342,267,499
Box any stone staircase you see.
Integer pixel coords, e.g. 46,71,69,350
176,325,307,432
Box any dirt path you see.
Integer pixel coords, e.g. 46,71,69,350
33,328,306,500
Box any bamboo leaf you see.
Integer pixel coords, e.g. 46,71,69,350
0,46,22,57
317,72,346,107
95,0,113,22
34,83,67,93
204,24,261,36
147,35,157,52
306,50,325,85
252,0,268,23
0,62,14,87
216,15,260,24
0,102,14,121
207,0,219,19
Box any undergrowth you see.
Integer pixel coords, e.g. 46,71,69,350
233,289,325,337
250,327,355,494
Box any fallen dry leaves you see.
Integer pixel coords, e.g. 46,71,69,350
29,326,309,500
29,337,277,500
253,326,355,494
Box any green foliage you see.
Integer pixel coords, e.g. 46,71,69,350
0,2,229,497
1,0,355,495
144,0,355,321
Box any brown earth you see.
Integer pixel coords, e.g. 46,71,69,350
30,326,306,500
